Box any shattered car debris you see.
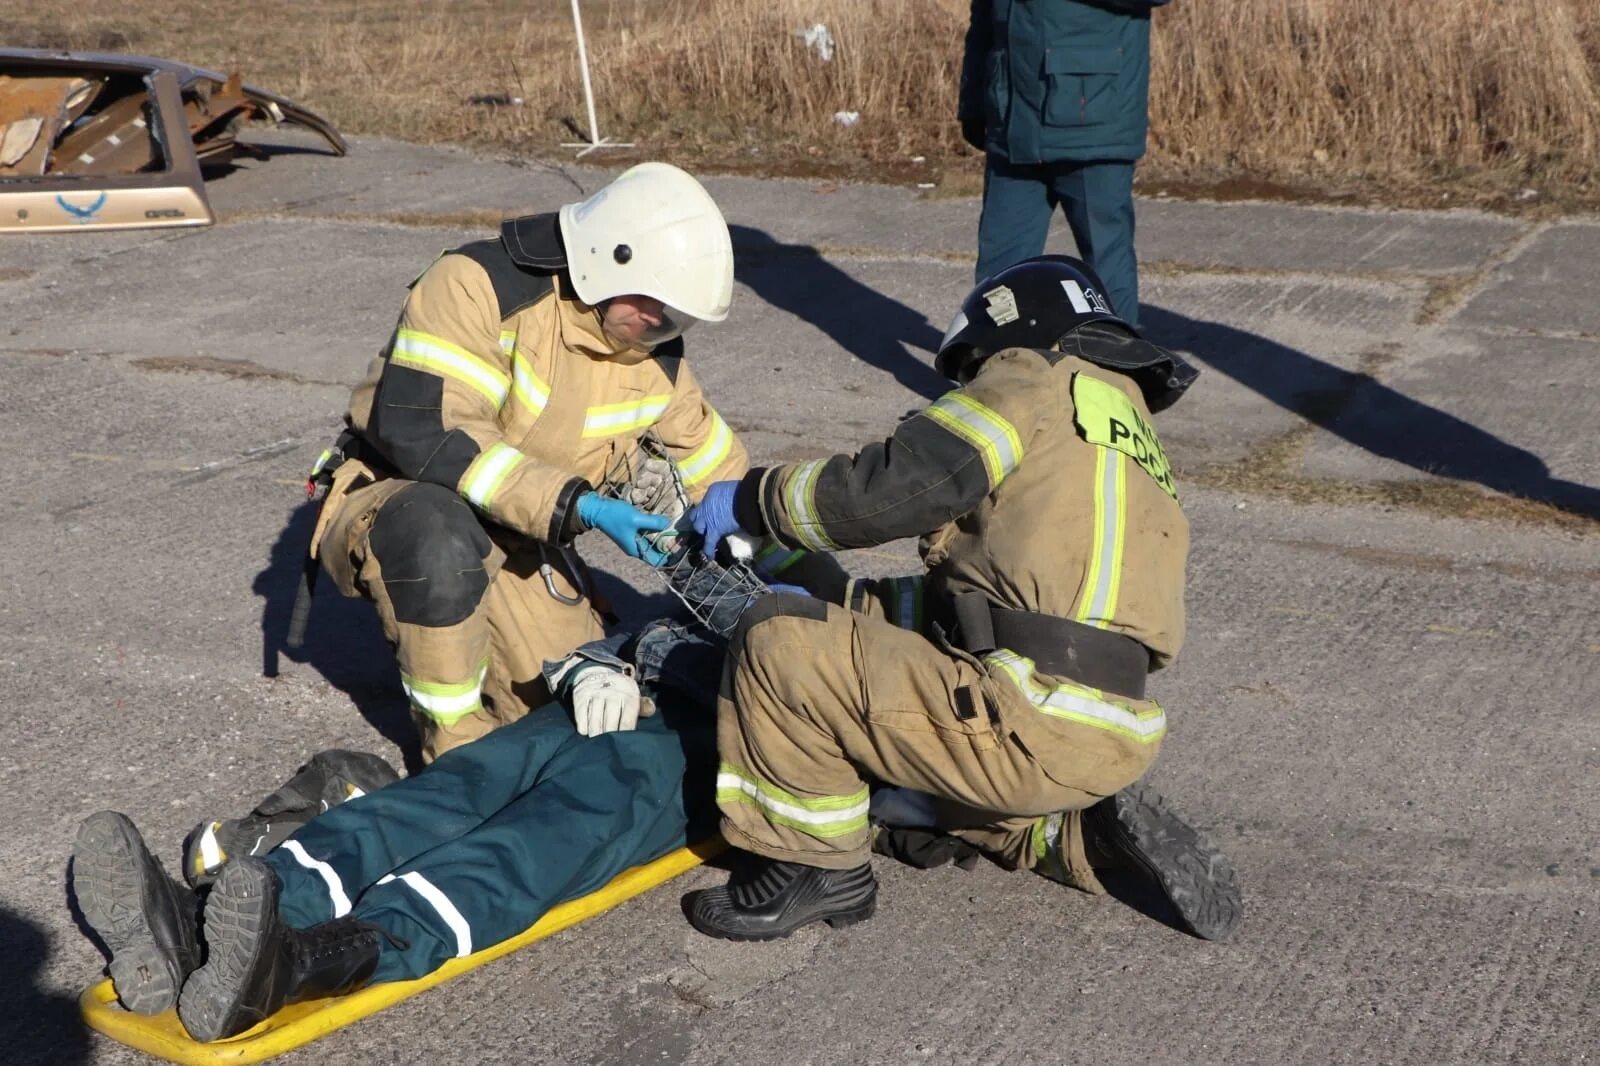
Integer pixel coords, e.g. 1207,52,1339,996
0,49,347,233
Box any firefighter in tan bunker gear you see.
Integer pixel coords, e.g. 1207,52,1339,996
310,163,750,760
684,256,1242,942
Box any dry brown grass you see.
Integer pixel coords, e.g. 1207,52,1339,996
6,0,1600,208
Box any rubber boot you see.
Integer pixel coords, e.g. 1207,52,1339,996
73,811,203,1015
1080,782,1243,941
178,857,382,1042
686,857,877,941
182,749,400,888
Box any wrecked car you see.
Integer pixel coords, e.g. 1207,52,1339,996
0,48,346,233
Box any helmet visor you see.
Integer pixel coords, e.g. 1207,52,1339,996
636,304,700,348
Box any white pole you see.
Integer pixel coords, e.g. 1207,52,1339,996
561,0,635,156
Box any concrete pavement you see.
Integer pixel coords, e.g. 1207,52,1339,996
0,133,1595,1065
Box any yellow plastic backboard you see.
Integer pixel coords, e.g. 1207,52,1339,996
80,839,723,1064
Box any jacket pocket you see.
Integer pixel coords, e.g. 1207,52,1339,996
1042,46,1122,128
867,683,1003,755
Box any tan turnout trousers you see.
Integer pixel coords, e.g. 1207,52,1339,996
315,467,604,761
716,595,1163,873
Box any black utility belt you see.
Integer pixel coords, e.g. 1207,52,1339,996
946,590,1150,701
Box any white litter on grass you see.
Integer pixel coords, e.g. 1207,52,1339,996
799,23,835,62
833,111,861,127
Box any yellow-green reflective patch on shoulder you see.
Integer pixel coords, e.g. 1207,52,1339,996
1071,373,1178,500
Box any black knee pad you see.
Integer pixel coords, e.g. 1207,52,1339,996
368,483,492,627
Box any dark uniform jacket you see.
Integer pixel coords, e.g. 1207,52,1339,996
960,0,1169,164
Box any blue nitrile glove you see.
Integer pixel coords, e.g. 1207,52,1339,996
576,493,672,566
688,480,743,557
766,583,808,596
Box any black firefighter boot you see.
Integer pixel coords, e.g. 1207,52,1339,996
178,857,382,1042
1081,781,1244,942
181,749,400,889
72,811,203,1014
686,856,878,941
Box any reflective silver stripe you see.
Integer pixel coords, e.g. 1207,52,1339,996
924,393,1023,486
378,872,473,956
511,353,550,415
715,771,871,829
986,650,1165,741
460,443,525,510
281,839,352,917
197,823,224,871
783,459,839,551
582,396,670,437
400,661,488,725
401,680,481,717
391,329,509,408
1077,449,1127,627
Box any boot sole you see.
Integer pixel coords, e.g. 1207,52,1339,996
1097,784,1243,942
73,812,185,1015
178,858,276,1042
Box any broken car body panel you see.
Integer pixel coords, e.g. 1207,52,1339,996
0,48,346,234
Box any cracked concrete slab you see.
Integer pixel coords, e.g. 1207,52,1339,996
2,135,1597,1066
1133,197,1525,276
1457,222,1600,335
200,132,1527,279
1142,271,1427,468
1298,330,1600,510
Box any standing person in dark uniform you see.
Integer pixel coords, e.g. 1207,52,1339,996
961,0,1169,327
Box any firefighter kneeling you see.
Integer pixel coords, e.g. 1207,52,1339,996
684,256,1242,942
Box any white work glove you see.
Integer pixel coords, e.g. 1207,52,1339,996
569,665,643,737
627,455,686,521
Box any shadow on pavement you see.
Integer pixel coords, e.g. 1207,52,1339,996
255,500,421,771
731,225,949,400
0,902,92,1065
1142,305,1600,520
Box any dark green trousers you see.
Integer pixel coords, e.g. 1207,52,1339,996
976,155,1140,328
265,704,715,984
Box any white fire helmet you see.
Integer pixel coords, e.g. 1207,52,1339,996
558,162,734,346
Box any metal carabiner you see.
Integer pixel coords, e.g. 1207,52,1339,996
539,544,589,606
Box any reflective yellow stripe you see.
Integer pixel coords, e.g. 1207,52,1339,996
510,348,550,417
460,443,525,510
582,395,671,438
923,392,1024,487
782,459,840,551
400,660,489,726
391,328,510,408
1074,448,1127,628
986,650,1165,743
677,409,734,486
498,330,516,355
1032,812,1072,884
715,763,871,838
